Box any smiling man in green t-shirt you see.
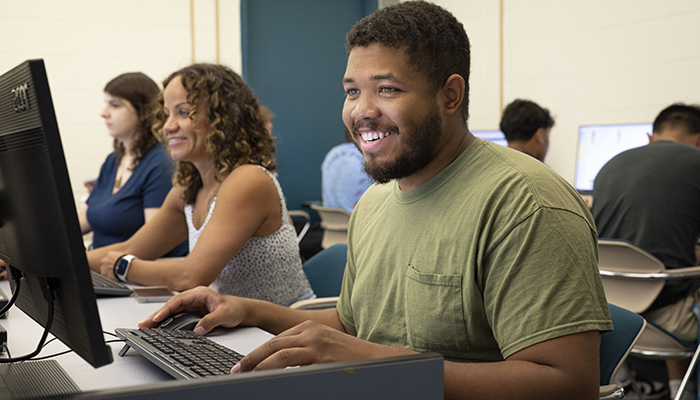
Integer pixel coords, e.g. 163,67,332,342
140,3,612,399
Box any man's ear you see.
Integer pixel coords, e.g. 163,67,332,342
532,127,548,145
441,74,465,116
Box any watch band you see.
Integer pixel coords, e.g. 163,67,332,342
113,254,136,282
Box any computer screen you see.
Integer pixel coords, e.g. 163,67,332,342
0,59,113,368
472,130,508,147
574,123,652,193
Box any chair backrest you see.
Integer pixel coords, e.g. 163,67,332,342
302,243,348,298
597,239,666,313
310,204,351,248
600,304,646,387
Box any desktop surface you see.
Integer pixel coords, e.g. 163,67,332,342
0,280,272,393
0,280,444,399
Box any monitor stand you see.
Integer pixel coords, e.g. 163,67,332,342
0,359,80,399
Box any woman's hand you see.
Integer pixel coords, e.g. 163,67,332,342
98,251,126,280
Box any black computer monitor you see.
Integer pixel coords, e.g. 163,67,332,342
471,129,508,147
0,59,113,368
574,123,652,193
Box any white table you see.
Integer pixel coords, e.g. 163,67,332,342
0,280,273,393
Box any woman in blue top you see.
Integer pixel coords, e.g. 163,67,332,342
78,72,187,256
87,64,313,306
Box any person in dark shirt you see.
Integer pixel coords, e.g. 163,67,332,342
592,103,700,400
78,72,187,256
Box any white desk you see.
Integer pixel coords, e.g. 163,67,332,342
0,280,273,393
0,281,443,399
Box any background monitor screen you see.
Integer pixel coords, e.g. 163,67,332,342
574,123,652,193
0,59,113,368
472,130,508,147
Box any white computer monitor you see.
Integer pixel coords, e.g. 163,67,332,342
574,123,652,193
472,130,508,147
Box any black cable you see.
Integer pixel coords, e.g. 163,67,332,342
0,266,23,317
0,277,55,363
0,271,120,363
30,339,125,361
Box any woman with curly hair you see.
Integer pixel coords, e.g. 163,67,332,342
79,72,187,257
87,64,313,306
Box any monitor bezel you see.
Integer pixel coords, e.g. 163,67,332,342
0,59,113,369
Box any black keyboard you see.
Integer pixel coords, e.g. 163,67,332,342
91,270,133,297
115,328,245,380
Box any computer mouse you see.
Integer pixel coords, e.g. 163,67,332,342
155,312,202,331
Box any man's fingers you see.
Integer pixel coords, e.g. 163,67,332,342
138,289,210,327
237,332,307,372
235,337,314,373
138,297,187,328
253,347,315,371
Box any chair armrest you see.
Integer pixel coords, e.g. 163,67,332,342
600,266,700,280
289,297,339,310
288,210,311,243
599,383,623,399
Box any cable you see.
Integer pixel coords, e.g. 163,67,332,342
0,266,23,317
0,276,55,363
29,339,125,361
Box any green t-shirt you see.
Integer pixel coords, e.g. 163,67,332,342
337,139,612,362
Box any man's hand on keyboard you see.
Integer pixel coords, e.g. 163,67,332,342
141,286,418,374
231,320,417,374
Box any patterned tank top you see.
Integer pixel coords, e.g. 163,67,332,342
185,166,314,306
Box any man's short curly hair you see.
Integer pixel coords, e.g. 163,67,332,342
345,1,471,122
499,99,555,142
152,63,276,204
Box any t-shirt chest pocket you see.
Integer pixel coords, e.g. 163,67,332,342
404,265,470,351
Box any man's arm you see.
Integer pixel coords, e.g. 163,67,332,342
142,287,601,399
139,286,346,335
235,320,600,400
444,331,600,400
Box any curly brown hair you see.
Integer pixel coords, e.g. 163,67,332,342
152,63,277,204
104,72,161,167
346,1,471,122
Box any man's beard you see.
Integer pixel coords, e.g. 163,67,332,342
357,105,442,184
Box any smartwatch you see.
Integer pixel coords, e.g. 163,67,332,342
113,254,136,282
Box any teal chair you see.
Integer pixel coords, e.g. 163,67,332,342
599,303,647,399
290,243,347,310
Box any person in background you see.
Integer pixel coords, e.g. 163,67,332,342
87,63,313,306
592,103,700,400
259,104,275,134
321,128,373,213
140,3,611,399
78,72,187,257
499,99,555,162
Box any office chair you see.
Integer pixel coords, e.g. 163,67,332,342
309,204,351,249
599,303,647,399
598,238,700,400
288,210,311,243
290,243,347,310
